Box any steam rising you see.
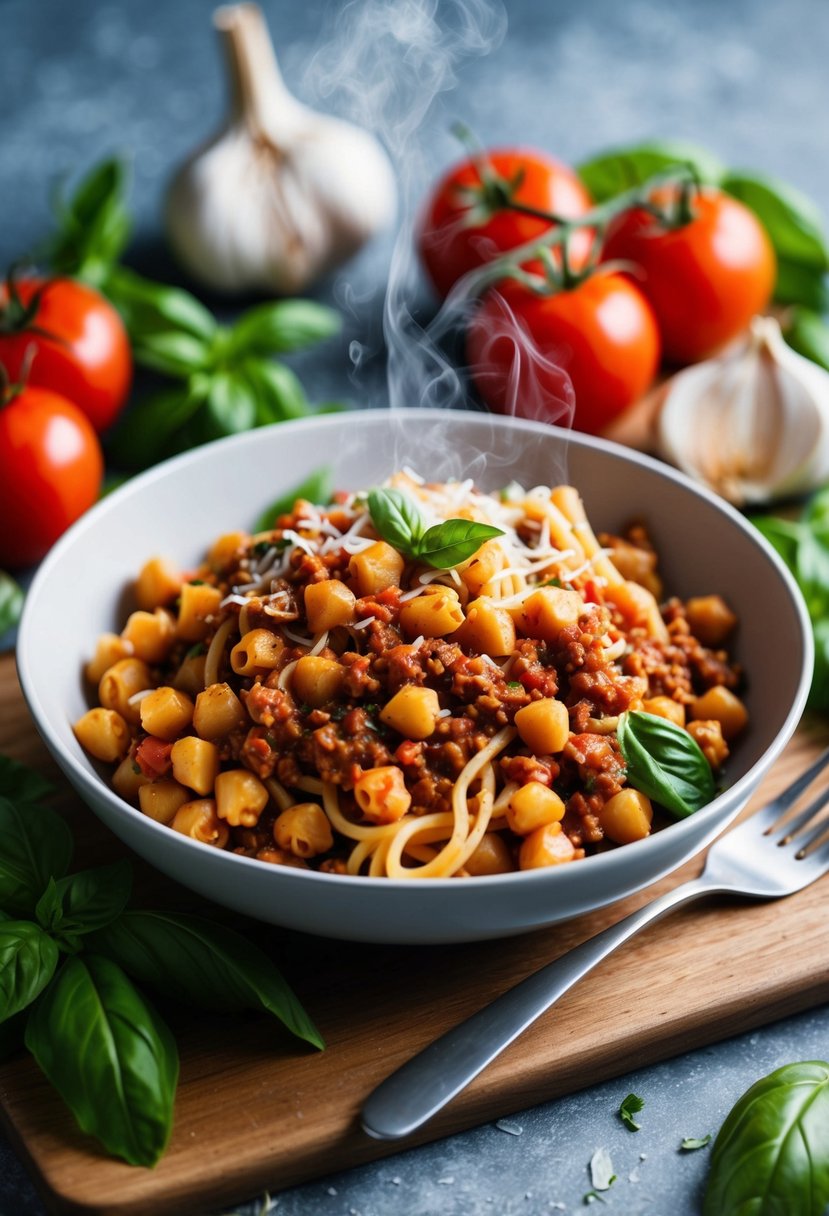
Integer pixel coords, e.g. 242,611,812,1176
303,0,574,481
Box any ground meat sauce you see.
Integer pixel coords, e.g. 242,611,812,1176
81,480,748,878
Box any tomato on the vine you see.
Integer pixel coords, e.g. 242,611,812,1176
418,147,593,299
466,270,661,436
0,382,103,568
601,187,776,364
0,277,132,432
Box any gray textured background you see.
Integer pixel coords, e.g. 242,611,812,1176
2,0,829,1213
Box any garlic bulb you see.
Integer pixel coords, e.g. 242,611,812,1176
166,3,397,294
656,315,829,505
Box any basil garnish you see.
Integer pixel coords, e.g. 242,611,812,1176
616,710,715,818
703,1061,829,1216
368,487,503,570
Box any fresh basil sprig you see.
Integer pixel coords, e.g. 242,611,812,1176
0,752,323,1166
618,1092,644,1131
254,467,335,532
368,487,503,570
616,710,715,818
107,265,342,468
702,1061,829,1216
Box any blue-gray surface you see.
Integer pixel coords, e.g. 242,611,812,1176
2,0,829,1213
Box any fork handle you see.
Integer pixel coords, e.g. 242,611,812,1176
361,874,721,1140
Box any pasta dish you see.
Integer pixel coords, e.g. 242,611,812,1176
74,472,747,879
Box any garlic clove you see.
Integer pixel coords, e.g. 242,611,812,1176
166,3,397,295
656,315,829,505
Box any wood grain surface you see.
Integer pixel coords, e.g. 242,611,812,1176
0,651,827,1216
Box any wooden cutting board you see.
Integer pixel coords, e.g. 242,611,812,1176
1,651,828,1216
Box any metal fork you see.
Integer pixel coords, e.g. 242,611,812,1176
361,748,829,1141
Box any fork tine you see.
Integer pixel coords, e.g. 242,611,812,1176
797,836,829,868
772,783,829,844
767,745,829,818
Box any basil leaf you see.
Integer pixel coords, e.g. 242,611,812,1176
748,513,805,571
784,307,829,372
0,794,73,917
91,910,323,1049
24,954,178,1167
105,265,217,343
49,158,132,284
227,300,341,357
36,860,132,938
774,261,828,311
795,528,829,619
617,710,715,818
0,754,55,805
0,572,24,636
367,487,426,553
577,140,724,201
703,1061,829,1216
254,467,334,532
204,372,257,438
720,172,829,273
242,358,311,424
804,484,829,544
619,1092,644,1131
415,519,503,569
0,920,59,1022
132,330,212,378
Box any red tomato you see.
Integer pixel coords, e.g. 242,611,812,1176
135,737,174,779
601,188,776,364
0,384,103,568
466,272,661,436
0,278,132,432
418,148,593,299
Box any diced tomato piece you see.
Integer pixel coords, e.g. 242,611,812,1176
135,736,174,778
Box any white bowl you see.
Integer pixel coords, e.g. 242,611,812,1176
18,410,813,943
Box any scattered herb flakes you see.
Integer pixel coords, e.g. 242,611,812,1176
619,1092,645,1131
589,1147,616,1191
583,1192,605,1206
680,1134,712,1151
495,1117,524,1136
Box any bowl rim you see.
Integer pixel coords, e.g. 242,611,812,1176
18,408,815,894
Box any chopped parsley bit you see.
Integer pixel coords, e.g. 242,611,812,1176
253,540,273,557
131,761,142,776
330,705,348,721
499,481,523,503
542,577,563,587
583,1192,605,1205
186,642,207,659
299,703,313,715
188,578,206,586
506,680,523,690
680,1135,711,1151
619,1092,645,1131
362,704,379,717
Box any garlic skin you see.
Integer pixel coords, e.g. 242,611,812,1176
656,315,829,505
166,3,397,295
